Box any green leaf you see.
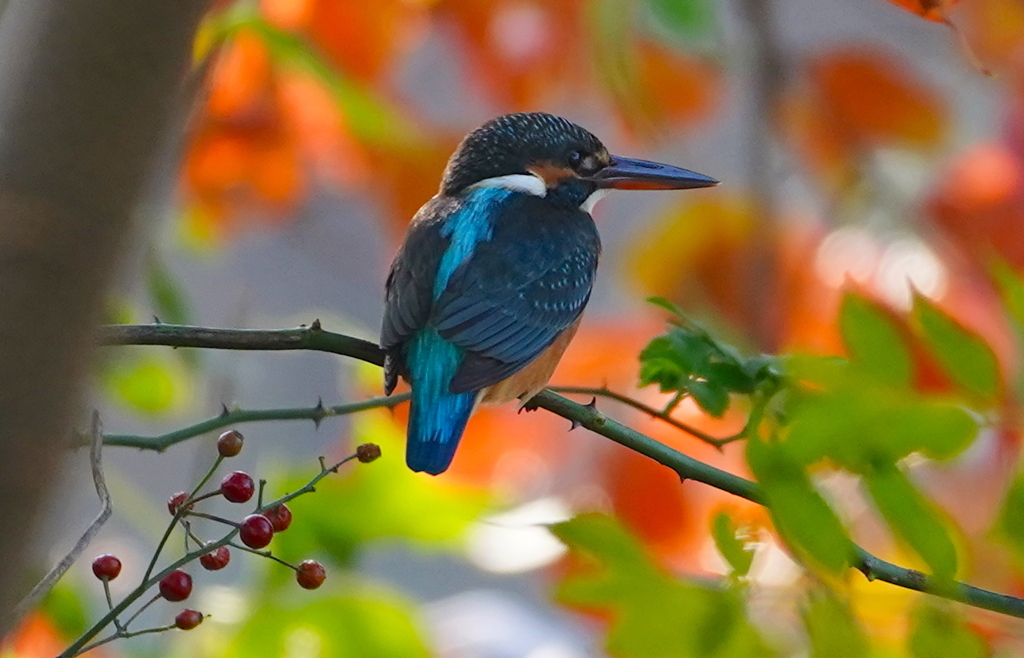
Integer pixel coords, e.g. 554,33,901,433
708,361,756,394
839,292,912,387
711,512,754,577
639,315,777,418
552,514,771,658
647,295,689,318
864,464,958,579
907,605,987,658
226,583,428,658
803,593,869,658
783,360,978,470
552,513,659,580
270,411,490,566
645,0,719,43
912,293,1000,402
689,379,730,417
639,335,688,391
990,259,1024,401
995,469,1024,564
991,258,1024,331
746,436,853,575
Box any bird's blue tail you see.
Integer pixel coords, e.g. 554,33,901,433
405,329,476,475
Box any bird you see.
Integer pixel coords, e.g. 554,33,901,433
381,112,717,475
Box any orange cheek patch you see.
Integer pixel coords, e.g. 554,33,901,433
528,162,577,187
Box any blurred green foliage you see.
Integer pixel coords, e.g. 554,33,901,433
225,585,429,658
552,514,771,658
711,513,754,579
270,411,490,569
907,605,987,658
802,593,869,658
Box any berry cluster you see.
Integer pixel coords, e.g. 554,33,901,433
76,431,379,654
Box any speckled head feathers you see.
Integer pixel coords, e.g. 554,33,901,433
441,113,607,194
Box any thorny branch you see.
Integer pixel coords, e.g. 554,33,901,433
96,322,1024,620
549,385,744,448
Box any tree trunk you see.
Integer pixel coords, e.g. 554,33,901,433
0,0,209,633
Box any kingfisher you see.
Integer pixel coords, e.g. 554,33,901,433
381,112,717,475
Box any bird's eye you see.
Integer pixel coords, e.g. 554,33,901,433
567,150,583,168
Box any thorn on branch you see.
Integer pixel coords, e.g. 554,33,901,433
310,318,322,332
312,398,326,429
152,315,162,324
584,397,598,411
219,403,230,418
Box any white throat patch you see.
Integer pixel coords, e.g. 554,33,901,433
467,173,547,197
580,189,609,214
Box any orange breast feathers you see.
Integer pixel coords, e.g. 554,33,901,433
480,317,581,405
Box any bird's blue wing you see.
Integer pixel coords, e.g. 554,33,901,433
380,196,454,393
432,194,601,393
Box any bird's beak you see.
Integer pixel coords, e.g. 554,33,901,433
590,155,719,190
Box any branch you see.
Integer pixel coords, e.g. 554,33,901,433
98,321,384,366
102,394,409,451
11,412,112,624
97,323,1024,619
549,386,742,449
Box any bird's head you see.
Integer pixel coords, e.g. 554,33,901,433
440,112,717,209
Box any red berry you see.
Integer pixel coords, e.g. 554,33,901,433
220,471,255,503
91,554,121,581
356,443,381,463
199,545,231,571
174,609,203,630
264,504,292,533
159,570,193,602
217,430,244,457
239,514,274,548
296,560,326,590
167,492,190,516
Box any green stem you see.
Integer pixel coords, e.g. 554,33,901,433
76,623,178,655
143,457,223,581
120,594,159,630
100,579,122,633
663,390,686,414
228,541,297,570
185,511,240,527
